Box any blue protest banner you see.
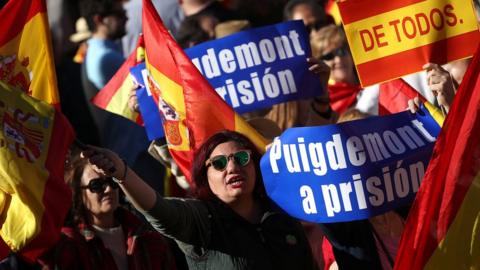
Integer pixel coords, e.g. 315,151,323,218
261,106,442,223
130,63,164,140
137,87,164,140
185,20,323,114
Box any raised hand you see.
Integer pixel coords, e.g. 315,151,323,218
308,57,331,92
80,146,127,181
423,63,456,113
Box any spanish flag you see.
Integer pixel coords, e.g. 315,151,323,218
0,0,60,107
394,46,480,269
142,0,268,184
92,36,145,124
0,82,74,263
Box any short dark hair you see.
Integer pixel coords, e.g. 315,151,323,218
283,0,325,21
64,149,90,226
191,130,267,201
176,16,211,48
79,0,124,31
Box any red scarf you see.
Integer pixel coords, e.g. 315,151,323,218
328,82,362,114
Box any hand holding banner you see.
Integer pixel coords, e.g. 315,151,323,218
130,63,164,140
261,105,443,223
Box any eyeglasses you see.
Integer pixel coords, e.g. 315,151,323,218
80,177,119,193
321,47,348,61
205,150,252,171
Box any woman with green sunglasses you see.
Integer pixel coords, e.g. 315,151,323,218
81,130,318,270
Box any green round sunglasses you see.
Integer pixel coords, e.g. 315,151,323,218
205,150,252,171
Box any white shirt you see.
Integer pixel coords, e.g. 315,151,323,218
93,225,128,270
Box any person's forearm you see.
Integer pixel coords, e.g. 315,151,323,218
117,167,157,211
305,99,338,126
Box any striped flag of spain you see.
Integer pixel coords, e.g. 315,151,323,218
92,36,145,124
141,0,268,184
0,0,74,262
0,81,74,263
394,45,480,269
0,0,60,107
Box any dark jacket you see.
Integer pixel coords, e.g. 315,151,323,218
319,221,383,270
40,208,176,270
143,194,318,270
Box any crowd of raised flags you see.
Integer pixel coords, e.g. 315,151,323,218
0,0,479,268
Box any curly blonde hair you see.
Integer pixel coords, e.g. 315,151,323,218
310,24,346,59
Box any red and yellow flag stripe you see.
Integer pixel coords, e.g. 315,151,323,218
0,0,60,106
0,82,74,262
394,45,480,270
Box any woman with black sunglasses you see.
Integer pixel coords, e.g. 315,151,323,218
81,130,318,270
39,152,177,270
310,24,361,115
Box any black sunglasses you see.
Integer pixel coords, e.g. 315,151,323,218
321,47,348,61
81,177,119,193
205,150,252,171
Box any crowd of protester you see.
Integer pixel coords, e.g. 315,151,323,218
0,0,477,269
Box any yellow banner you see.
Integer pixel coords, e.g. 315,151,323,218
344,0,478,65
0,82,54,251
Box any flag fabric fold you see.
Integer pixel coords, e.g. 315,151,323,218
0,0,74,262
0,82,74,263
92,36,145,124
394,45,480,269
141,0,268,184
0,0,60,107
378,78,427,116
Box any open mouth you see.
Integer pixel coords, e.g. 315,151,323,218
101,196,113,203
227,176,244,186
